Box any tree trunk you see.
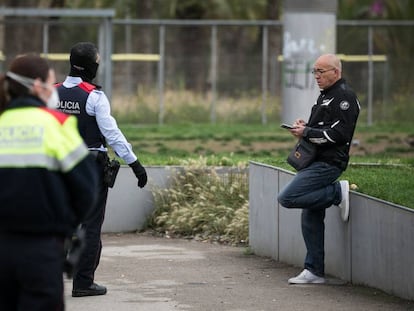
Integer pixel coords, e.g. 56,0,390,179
2,0,45,66
134,0,155,87
174,1,209,92
267,0,281,96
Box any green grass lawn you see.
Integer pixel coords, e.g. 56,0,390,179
118,122,414,209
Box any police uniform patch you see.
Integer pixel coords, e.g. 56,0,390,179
340,101,350,110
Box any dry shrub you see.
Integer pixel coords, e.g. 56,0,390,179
149,156,249,245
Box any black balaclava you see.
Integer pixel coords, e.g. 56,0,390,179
69,42,99,83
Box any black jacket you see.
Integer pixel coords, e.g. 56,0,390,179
303,78,360,170
0,96,97,236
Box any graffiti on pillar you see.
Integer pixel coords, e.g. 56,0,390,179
283,32,326,90
283,59,316,90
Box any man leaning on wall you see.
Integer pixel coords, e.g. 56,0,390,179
278,53,360,284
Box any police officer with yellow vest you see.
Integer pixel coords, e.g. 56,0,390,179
56,42,148,297
0,54,98,310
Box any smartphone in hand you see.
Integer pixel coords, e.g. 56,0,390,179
280,123,295,130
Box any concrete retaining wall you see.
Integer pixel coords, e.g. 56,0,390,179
103,166,176,232
248,161,414,301
103,165,242,232
103,163,414,301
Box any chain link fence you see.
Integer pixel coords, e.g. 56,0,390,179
1,10,413,125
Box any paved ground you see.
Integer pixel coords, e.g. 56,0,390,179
65,233,413,311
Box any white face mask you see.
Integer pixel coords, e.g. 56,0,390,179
46,88,60,109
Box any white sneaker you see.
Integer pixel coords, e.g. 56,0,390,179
288,269,325,284
338,180,350,222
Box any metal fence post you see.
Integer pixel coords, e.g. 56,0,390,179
105,16,113,101
125,15,132,94
367,26,373,126
261,25,268,125
210,25,218,124
99,16,113,101
42,22,49,55
158,25,165,125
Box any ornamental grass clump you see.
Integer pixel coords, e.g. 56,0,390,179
149,157,249,245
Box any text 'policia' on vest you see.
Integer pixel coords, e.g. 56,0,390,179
56,100,81,113
56,81,105,149
55,81,96,115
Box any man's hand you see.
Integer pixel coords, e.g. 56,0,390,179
293,119,306,127
290,125,305,138
129,160,148,188
290,119,306,138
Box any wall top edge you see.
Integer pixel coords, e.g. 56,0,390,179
249,161,413,213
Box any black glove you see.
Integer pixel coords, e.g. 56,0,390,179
129,160,148,188
63,227,85,279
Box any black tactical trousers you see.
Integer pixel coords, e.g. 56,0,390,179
73,152,109,290
0,234,65,311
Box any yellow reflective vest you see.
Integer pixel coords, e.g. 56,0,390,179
0,96,97,235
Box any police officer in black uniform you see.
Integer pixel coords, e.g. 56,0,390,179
56,42,148,297
0,54,97,310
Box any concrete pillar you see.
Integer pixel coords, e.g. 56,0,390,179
282,0,337,124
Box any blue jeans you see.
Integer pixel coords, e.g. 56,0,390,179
278,162,342,277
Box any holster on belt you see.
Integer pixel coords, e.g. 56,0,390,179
91,151,120,188
103,158,120,188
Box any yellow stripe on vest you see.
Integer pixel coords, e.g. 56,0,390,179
0,107,88,173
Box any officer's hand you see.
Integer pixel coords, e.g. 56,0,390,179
129,160,148,188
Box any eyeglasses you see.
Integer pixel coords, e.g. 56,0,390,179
311,68,336,75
